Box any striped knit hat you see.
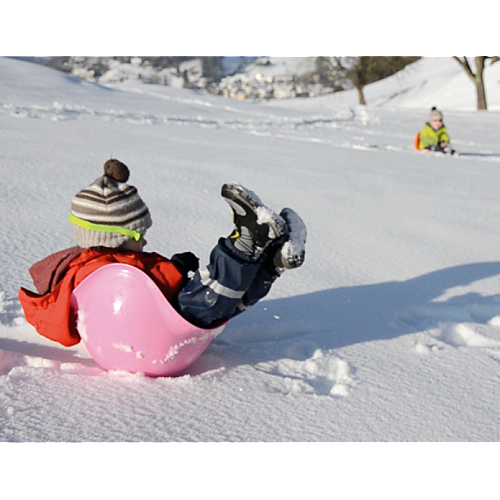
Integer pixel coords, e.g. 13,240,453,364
69,159,152,248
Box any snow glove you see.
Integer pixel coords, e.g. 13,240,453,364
170,252,200,282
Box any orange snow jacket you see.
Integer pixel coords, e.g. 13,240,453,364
18,247,184,347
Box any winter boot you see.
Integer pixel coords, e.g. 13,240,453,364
221,183,286,259
273,208,307,271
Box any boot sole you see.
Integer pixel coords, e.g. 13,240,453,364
221,183,286,240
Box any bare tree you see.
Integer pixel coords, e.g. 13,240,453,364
452,56,499,110
340,57,375,105
316,56,419,105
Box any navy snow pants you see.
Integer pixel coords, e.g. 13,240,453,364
176,237,278,328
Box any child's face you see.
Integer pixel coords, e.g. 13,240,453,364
430,117,443,130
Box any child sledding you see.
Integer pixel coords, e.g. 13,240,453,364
414,107,455,155
18,159,307,376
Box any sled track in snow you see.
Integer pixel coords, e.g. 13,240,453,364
2,101,500,162
0,100,360,131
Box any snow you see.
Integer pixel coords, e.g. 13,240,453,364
1,56,500,495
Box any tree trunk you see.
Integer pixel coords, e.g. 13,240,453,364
474,57,487,110
357,86,366,105
475,79,487,110
452,56,488,110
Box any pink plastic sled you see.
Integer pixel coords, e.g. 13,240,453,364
70,263,226,377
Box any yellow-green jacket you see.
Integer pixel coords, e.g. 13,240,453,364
418,122,450,150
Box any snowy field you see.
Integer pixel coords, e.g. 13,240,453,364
1,56,500,495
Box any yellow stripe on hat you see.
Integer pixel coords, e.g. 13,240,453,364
69,212,144,242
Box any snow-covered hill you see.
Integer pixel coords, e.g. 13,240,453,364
1,56,500,497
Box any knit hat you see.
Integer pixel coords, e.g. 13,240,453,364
430,106,443,121
69,159,152,248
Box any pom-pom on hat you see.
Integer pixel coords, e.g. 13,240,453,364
69,159,152,248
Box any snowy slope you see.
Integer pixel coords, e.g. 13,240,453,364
1,56,500,495
242,56,500,111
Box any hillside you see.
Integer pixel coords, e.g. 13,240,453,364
0,56,500,442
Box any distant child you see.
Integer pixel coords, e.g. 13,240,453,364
19,159,306,347
417,106,453,154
